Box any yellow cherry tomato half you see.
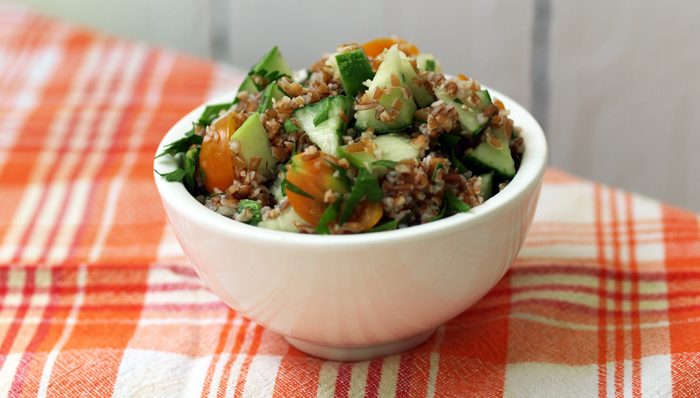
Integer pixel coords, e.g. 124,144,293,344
199,113,242,193
362,37,419,58
285,152,349,226
341,201,384,232
286,152,384,232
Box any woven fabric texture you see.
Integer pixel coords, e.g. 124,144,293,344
0,7,699,398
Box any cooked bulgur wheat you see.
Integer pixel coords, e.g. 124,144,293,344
163,38,525,234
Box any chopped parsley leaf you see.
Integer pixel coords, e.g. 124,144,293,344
339,168,383,225
283,179,314,200
155,124,202,158
372,160,398,169
315,199,342,235
284,118,298,132
197,102,232,126
445,191,471,213
313,99,330,126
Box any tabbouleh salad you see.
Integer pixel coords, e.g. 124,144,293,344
156,37,525,234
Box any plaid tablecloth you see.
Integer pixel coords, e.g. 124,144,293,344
1,6,699,397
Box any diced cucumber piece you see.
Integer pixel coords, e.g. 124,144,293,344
337,132,419,177
238,199,262,226
338,145,378,171
292,95,354,156
283,118,298,132
416,53,442,73
335,50,375,98
479,171,495,201
324,53,342,82
354,45,417,133
258,81,285,113
434,89,492,136
373,132,420,161
237,75,259,95
399,53,434,108
230,112,278,178
258,207,307,233
250,45,293,81
270,169,286,202
236,46,292,95
462,125,515,178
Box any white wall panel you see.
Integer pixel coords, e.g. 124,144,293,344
227,0,535,108
548,1,700,212
11,0,700,212
12,0,212,57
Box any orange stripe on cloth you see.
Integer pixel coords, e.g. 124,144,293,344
270,347,322,398
0,31,93,262
230,324,265,398
88,54,214,265
63,48,162,265
664,205,700,395
9,40,116,266
200,309,238,398
7,267,63,395
435,272,511,396
34,43,137,266
594,184,609,398
41,266,149,397
626,193,643,398
609,189,625,397
15,268,77,398
3,5,700,397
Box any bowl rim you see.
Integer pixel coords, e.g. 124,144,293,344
154,85,548,248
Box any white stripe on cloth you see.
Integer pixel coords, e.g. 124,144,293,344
88,50,175,263
144,290,222,306
377,355,401,397
0,269,28,395
315,361,340,398
21,43,127,265
0,45,61,154
241,355,283,398
0,268,53,395
206,320,259,398
426,325,444,398
112,350,212,397
216,353,246,398
640,355,672,398
347,360,370,397
36,263,87,398
0,317,242,326
47,43,149,264
503,362,599,397
0,42,105,264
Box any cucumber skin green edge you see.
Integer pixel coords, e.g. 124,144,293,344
236,45,293,97
335,50,375,98
461,126,516,179
354,45,417,133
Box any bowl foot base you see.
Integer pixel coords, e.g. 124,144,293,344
284,328,436,362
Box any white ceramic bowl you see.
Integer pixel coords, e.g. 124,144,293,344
154,87,547,361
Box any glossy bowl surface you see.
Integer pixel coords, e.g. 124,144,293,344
154,87,548,361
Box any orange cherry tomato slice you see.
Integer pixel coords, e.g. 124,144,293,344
362,37,419,58
494,99,506,111
457,74,469,81
199,113,242,193
341,201,383,232
286,152,385,232
285,152,349,226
